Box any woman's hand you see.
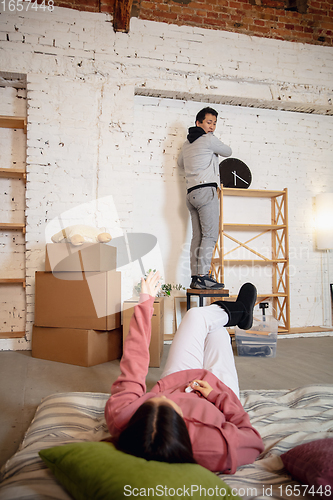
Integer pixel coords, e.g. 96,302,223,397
188,380,213,399
141,270,161,298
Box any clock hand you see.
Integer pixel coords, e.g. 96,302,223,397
232,171,249,185
233,171,237,186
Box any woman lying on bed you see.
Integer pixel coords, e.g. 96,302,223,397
104,271,264,474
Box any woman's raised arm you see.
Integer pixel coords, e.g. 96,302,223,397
104,271,161,434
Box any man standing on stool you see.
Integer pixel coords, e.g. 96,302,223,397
178,107,232,290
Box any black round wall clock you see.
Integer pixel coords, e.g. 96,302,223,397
219,158,252,189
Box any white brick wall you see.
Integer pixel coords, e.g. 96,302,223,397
0,7,332,349
130,97,333,331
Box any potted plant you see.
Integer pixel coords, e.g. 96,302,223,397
134,269,185,297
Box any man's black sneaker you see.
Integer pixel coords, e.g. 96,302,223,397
190,276,197,289
191,275,225,290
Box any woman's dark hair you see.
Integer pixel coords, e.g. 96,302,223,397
115,401,196,464
196,107,218,124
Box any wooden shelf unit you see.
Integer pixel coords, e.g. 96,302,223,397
0,279,26,339
0,115,27,133
0,278,25,288
0,114,27,341
0,332,25,339
0,167,26,180
211,186,290,332
223,223,286,231
0,223,25,232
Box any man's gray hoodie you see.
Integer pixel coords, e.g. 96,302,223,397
178,126,232,190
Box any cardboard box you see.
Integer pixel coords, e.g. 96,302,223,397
122,297,164,368
32,325,122,367
45,243,117,273
35,270,121,330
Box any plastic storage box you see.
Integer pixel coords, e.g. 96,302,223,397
235,316,278,357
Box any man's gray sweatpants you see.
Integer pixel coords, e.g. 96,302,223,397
186,186,219,276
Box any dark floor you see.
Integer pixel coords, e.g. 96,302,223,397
0,335,332,470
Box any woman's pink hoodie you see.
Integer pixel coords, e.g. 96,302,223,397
105,295,264,474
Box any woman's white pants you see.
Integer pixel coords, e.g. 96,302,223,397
161,304,240,398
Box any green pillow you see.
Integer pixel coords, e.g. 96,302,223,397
39,442,240,500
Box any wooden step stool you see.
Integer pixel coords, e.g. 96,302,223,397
186,288,229,310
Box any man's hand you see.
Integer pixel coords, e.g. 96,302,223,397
188,380,213,399
141,270,161,299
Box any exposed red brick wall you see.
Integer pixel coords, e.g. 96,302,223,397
53,0,333,47
52,0,115,13
54,0,100,12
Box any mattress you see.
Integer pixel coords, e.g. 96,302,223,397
0,384,332,499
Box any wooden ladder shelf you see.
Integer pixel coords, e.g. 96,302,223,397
211,186,290,333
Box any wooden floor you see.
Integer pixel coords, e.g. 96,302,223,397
287,325,333,334
0,335,332,469
233,335,333,390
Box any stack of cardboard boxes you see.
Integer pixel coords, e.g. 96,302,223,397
32,243,122,367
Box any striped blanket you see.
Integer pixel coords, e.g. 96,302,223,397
0,384,332,499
